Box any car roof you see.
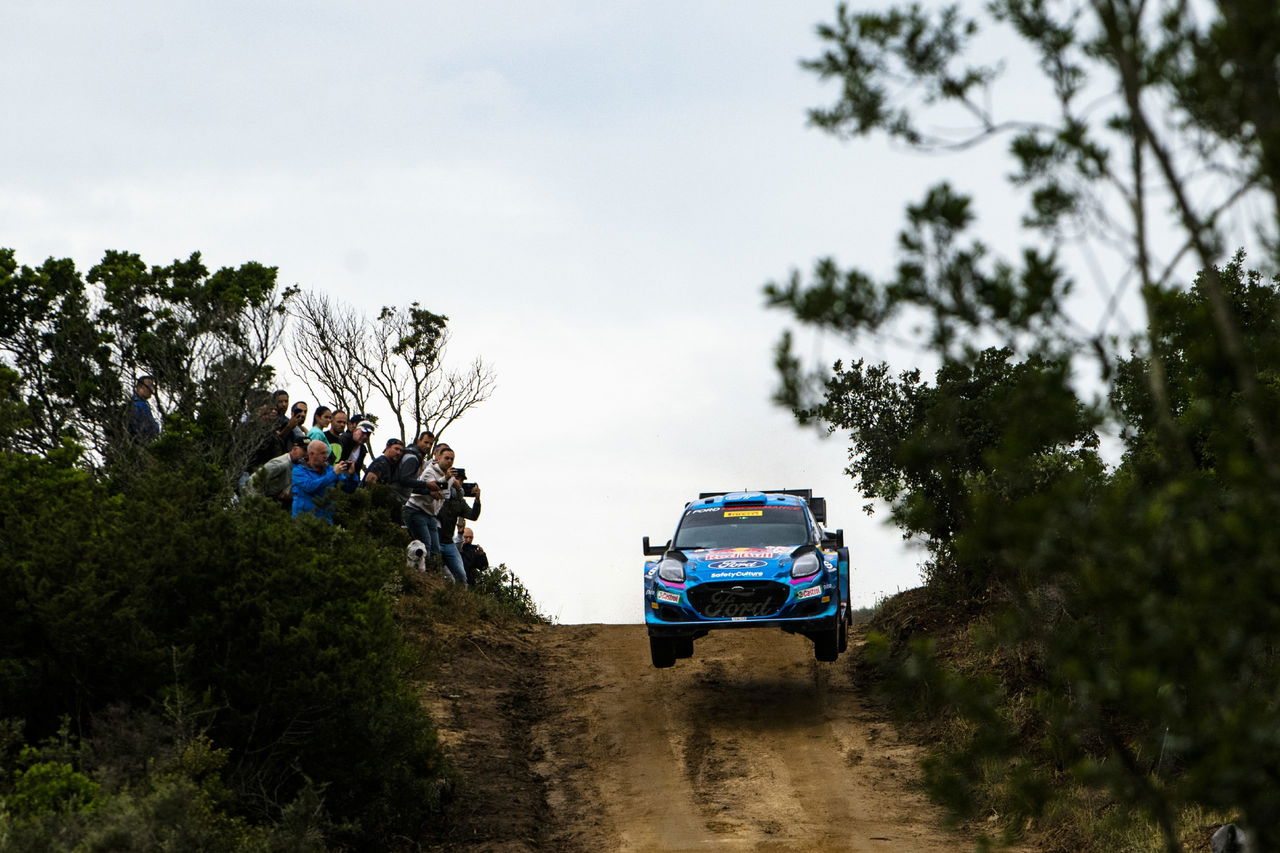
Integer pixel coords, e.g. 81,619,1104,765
684,491,808,511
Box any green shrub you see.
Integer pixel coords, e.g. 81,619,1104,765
0,447,446,847
470,563,548,624
6,757,100,817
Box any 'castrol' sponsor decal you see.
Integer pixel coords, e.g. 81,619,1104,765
707,559,768,570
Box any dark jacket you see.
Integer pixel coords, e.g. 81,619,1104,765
460,542,489,585
128,393,159,440
392,447,435,505
364,453,397,485
336,431,372,477
437,493,481,546
248,416,289,470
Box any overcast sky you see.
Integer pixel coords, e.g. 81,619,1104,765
5,2,1066,622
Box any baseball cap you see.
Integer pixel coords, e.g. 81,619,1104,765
357,420,376,433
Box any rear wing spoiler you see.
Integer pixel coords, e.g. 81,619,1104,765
696,489,827,524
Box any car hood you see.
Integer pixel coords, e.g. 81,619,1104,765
681,546,801,583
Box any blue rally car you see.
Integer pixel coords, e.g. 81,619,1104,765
642,490,850,668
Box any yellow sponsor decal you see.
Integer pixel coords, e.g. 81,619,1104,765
723,510,763,517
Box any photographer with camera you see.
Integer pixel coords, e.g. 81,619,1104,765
437,461,481,586
401,441,451,564
292,439,355,524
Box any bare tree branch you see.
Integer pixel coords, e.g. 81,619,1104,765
283,294,495,444
285,292,369,414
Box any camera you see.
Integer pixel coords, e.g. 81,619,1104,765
453,467,467,480
462,482,477,497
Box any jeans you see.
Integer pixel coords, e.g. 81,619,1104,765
402,506,441,555
439,543,468,585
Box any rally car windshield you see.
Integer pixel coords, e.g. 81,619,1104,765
673,505,810,550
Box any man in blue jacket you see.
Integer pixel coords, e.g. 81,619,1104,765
292,439,353,523
127,375,159,441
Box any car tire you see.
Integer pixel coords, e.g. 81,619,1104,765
813,627,839,662
650,636,676,668
673,637,694,659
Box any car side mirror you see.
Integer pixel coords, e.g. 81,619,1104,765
821,528,844,549
643,536,669,556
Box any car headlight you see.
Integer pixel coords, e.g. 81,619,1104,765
658,556,685,583
790,551,821,578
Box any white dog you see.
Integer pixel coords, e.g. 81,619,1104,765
406,540,427,573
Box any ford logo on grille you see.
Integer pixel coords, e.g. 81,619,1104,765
707,559,768,570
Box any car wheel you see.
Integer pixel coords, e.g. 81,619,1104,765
813,627,839,662
650,636,676,668
673,637,694,659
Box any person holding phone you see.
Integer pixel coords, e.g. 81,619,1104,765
437,464,481,585
292,439,353,524
336,419,377,481
402,443,455,572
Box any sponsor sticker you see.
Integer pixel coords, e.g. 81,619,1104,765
707,559,768,570
703,549,773,560
656,589,681,604
688,507,721,514
723,510,763,517
795,586,822,600
709,570,765,579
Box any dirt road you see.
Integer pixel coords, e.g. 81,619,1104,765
425,623,986,852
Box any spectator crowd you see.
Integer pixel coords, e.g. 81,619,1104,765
129,380,489,585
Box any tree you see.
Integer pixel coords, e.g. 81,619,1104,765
800,347,1100,595
286,292,495,442
772,0,1280,384
768,1,1280,848
0,248,292,478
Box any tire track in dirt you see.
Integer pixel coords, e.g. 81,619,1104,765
528,624,983,852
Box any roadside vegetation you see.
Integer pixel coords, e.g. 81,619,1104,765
771,1,1280,850
0,250,542,850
